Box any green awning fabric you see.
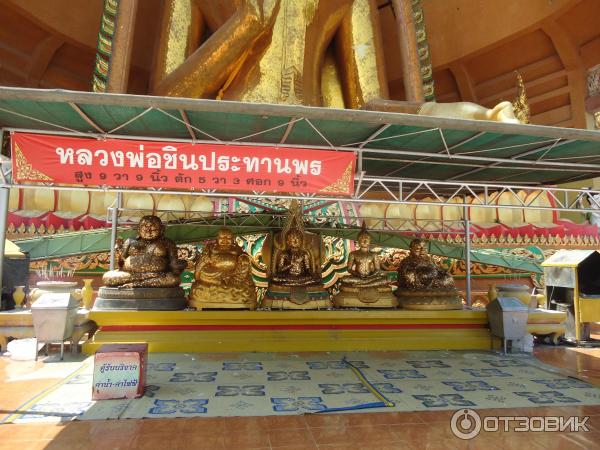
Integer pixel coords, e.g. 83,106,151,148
1,87,599,186
13,222,542,273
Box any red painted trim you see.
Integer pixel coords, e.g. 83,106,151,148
100,323,488,332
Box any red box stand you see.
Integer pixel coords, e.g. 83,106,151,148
92,343,148,400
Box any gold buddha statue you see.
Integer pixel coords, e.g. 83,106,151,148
189,227,257,309
395,238,462,310
97,215,188,310
334,226,397,308
103,215,186,288
151,0,521,123
262,201,331,309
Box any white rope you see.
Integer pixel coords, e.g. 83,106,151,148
304,118,335,149
341,127,438,147
107,107,154,135
155,108,222,143
454,138,557,156
233,117,304,142
0,106,91,136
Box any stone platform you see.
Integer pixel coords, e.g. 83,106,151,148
93,287,188,311
83,309,492,353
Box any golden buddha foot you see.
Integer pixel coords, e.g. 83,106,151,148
102,215,186,289
395,239,462,310
189,228,257,310
334,227,397,308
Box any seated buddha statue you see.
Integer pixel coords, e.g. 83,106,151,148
97,215,188,310
262,202,331,309
189,228,257,309
103,215,186,288
334,226,397,308
271,228,322,287
395,239,462,310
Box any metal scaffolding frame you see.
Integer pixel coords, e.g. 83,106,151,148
2,88,600,304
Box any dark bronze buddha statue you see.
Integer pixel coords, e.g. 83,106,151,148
103,215,186,288
395,239,462,310
97,215,188,310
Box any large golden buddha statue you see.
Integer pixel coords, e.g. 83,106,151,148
97,215,188,310
189,228,257,310
395,239,462,310
334,225,397,308
262,202,331,309
150,0,521,122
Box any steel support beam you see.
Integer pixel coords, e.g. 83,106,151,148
0,187,8,294
464,205,472,307
109,192,122,270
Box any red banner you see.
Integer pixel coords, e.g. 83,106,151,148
11,132,355,196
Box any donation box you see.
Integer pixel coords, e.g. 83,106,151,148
92,343,148,400
31,292,78,342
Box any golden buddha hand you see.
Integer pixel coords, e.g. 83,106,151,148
152,0,281,98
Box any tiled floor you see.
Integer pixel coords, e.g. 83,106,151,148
1,344,599,449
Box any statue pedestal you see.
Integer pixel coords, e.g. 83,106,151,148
93,287,187,311
189,285,257,310
396,289,463,310
262,285,332,310
334,285,398,308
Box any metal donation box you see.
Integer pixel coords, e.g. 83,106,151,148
31,292,79,360
486,297,529,353
542,250,600,343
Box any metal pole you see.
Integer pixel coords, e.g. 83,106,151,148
109,192,123,270
0,127,9,296
0,187,8,295
464,205,472,307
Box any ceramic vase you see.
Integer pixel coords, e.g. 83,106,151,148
13,286,26,308
487,284,498,304
82,279,94,309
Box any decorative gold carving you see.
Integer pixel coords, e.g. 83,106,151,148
319,161,354,194
14,143,52,182
512,72,531,124
587,64,600,97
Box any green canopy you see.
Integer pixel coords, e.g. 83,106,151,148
1,87,599,186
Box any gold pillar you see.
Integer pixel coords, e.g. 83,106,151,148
391,0,424,102
106,0,138,93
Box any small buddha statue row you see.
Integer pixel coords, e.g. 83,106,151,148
101,215,462,310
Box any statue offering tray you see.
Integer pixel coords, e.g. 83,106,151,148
92,343,148,400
